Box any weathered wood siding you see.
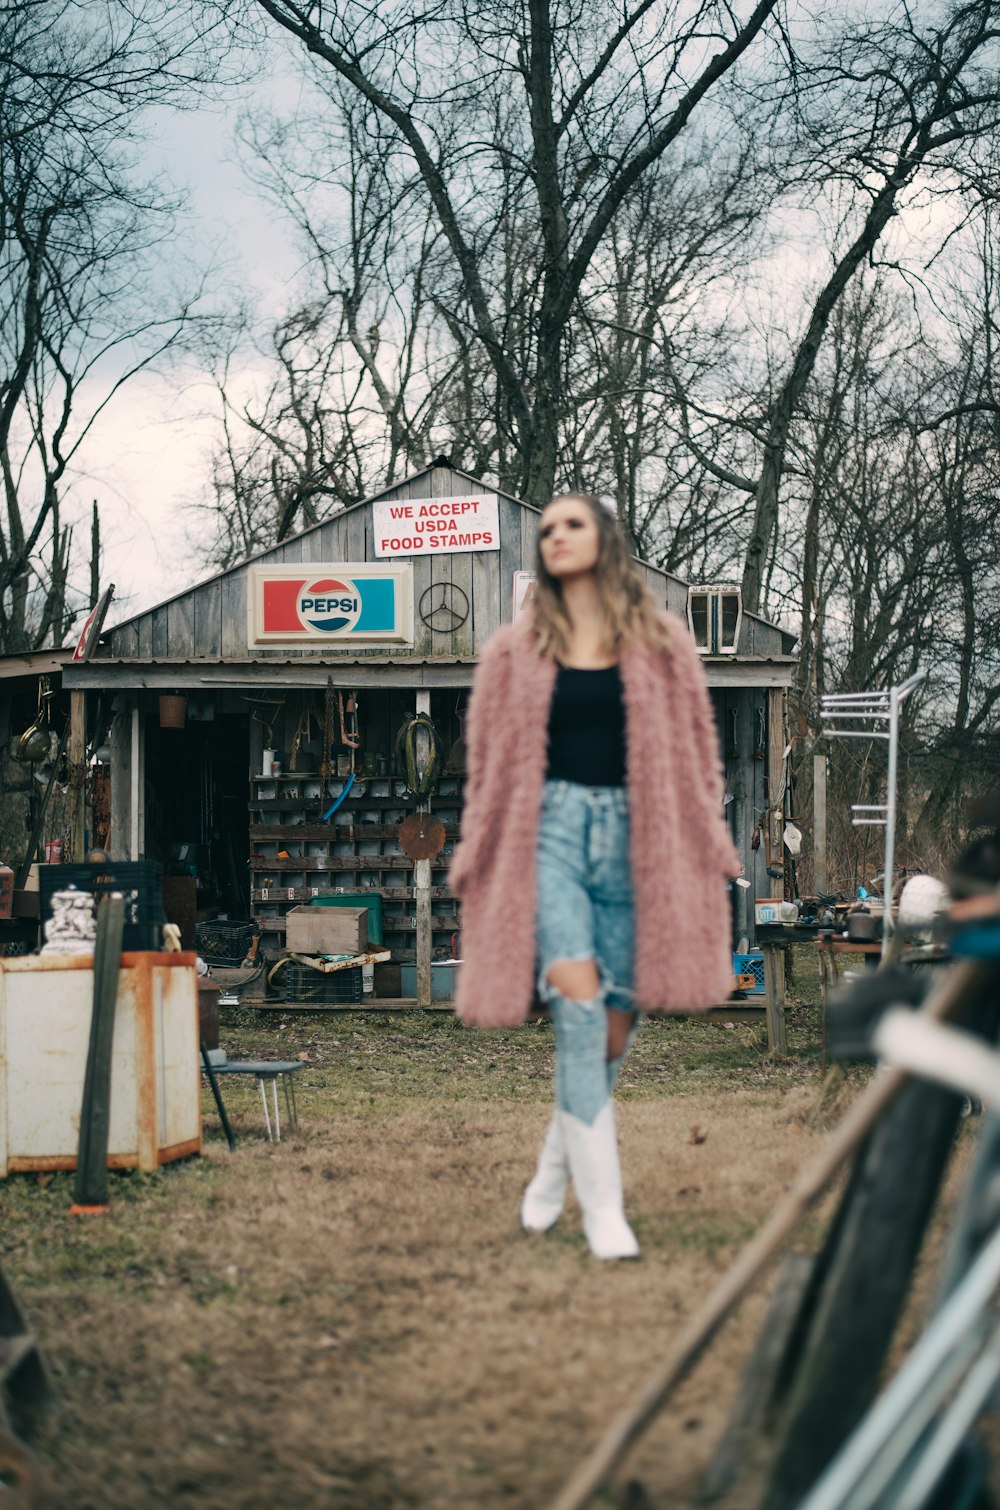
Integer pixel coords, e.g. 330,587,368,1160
105,466,790,663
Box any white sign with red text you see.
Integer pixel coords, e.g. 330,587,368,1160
372,495,500,557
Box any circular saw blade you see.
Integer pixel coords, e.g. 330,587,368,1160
398,813,446,859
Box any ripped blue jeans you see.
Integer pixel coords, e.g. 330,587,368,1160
536,780,639,1125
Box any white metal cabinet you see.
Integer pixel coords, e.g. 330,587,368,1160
0,953,201,1176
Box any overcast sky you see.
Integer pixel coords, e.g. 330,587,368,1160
75,70,304,628
72,30,963,636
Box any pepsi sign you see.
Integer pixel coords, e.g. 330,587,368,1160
297,578,363,634
248,564,413,645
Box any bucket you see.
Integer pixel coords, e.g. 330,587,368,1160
159,695,187,729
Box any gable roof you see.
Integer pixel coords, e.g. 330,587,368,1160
106,462,510,634
103,462,796,654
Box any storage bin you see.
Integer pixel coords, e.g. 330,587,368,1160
400,962,461,1001
309,892,384,946
0,953,201,1176
733,951,766,995
287,906,367,957
270,963,363,1004
194,920,257,967
754,898,784,927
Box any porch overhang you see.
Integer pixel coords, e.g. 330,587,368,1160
61,657,479,691
62,653,798,692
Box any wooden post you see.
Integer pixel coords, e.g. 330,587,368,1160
129,702,144,859
69,691,86,862
767,688,786,887
415,691,432,1010
761,692,788,1051
108,696,130,860
814,753,827,896
762,944,786,1055
72,896,125,1210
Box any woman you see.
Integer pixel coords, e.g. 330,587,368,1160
450,493,740,1259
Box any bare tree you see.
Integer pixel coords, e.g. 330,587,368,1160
0,0,227,651
198,86,485,563
230,0,782,509
762,249,1000,881
732,0,1000,611
197,4,779,560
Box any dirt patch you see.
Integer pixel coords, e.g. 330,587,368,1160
0,993,971,1508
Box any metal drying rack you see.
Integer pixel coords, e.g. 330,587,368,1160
820,671,926,948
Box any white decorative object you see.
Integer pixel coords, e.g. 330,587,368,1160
41,887,97,954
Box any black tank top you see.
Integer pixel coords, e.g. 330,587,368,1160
545,664,626,787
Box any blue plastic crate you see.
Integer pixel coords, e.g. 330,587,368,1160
733,951,766,994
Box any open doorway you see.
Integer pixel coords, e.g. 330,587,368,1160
144,700,250,922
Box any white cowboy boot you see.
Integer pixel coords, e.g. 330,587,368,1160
561,1102,639,1260
520,1113,568,1232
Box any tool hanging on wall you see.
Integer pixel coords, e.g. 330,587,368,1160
240,695,285,744
321,678,335,797
395,713,444,799
338,692,360,754
14,678,54,764
398,813,446,859
15,718,72,888
288,705,316,773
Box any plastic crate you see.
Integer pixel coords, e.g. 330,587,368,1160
39,861,165,952
733,951,766,994
194,920,257,968
270,963,364,1005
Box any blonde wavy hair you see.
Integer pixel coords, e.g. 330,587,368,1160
529,493,671,660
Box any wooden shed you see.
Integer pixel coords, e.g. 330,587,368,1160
60,463,796,1008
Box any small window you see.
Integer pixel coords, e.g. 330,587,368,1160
687,585,742,654
689,592,710,649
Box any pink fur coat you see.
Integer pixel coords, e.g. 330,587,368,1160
450,615,741,1027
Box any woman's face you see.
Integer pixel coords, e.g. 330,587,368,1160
538,496,601,580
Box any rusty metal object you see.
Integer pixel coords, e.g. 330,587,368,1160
398,814,446,860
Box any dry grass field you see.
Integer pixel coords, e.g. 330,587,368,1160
0,958,981,1509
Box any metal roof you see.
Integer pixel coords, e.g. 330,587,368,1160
62,652,797,691
0,647,74,682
